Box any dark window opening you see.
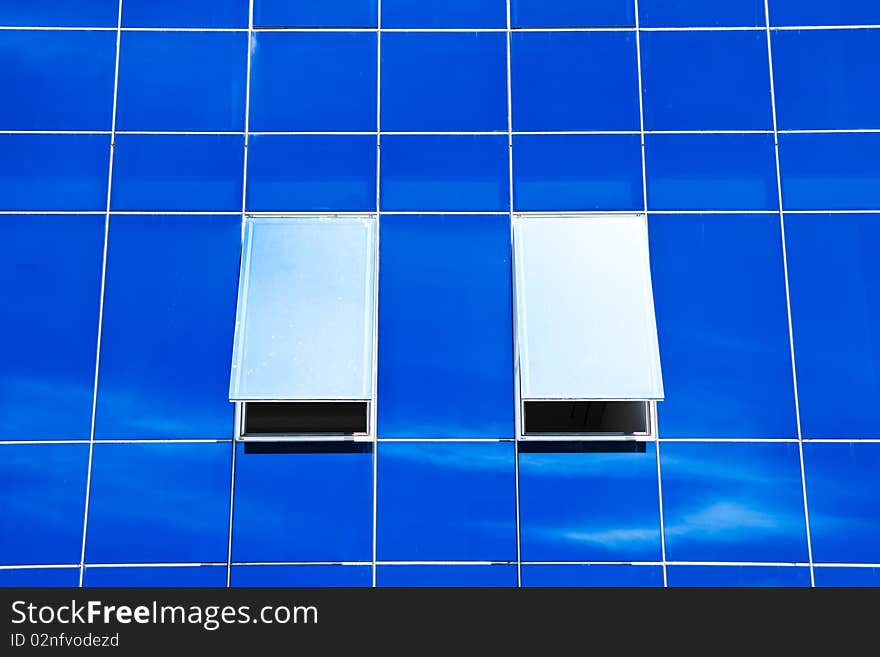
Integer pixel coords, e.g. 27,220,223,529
523,401,649,435
243,402,368,436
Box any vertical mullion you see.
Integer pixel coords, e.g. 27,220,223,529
632,0,669,588
762,0,815,587
372,0,382,589
78,0,124,589
226,0,256,589
505,0,523,588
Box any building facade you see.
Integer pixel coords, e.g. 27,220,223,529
2,0,879,587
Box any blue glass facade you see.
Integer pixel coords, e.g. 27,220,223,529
1,0,878,588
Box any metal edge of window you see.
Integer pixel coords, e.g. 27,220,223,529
230,214,379,442
512,213,664,441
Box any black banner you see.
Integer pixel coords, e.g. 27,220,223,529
0,588,872,651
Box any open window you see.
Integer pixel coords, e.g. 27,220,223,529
229,216,377,440
513,214,664,439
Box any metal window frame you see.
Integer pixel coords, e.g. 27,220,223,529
232,212,380,443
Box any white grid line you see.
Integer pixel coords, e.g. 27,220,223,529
372,0,383,589
77,0,123,590
9,209,880,216
6,561,877,570
4,129,880,135
4,24,880,33
632,0,669,589
225,0,255,589
763,0,816,588
504,0,524,589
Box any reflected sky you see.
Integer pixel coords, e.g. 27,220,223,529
519,445,661,561
232,444,372,562
661,442,808,562
377,442,516,561
0,443,88,565
85,443,231,564
804,442,880,563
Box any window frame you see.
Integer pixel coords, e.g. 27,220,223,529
231,213,379,443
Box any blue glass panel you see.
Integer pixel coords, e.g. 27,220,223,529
519,445,661,561
511,0,634,27
247,135,376,212
377,566,516,587
0,568,79,587
122,0,248,27
779,133,880,211
84,567,226,587
804,443,880,563
814,567,880,587
770,1,880,26
1,215,103,440
513,134,642,212
661,442,809,562
639,0,765,26
378,215,514,438
522,565,664,588
85,443,231,563
232,445,372,562
0,134,109,211
0,1,118,27
641,31,772,130
249,32,376,132
773,30,880,130
254,0,377,27
784,214,880,438
649,214,797,438
111,134,243,211
383,0,506,27
94,215,239,440
232,566,372,587
0,31,115,130
377,443,516,560
0,444,88,565
667,566,811,587
380,136,508,212
381,32,506,132
646,134,778,211
511,32,639,131
116,32,247,132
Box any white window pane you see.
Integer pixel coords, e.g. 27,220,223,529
229,216,376,401
513,214,664,401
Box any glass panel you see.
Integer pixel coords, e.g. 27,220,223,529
660,442,809,562
514,214,663,401
639,0,765,27
377,214,514,438
769,0,880,27
253,0,377,28
521,565,663,587
511,0,634,27
122,0,249,28
376,442,516,561
249,32,376,132
380,32,507,132
84,443,231,564
231,444,372,562
0,444,88,565
231,565,371,587
84,566,226,587
519,444,662,561
0,568,80,587
511,32,639,132
814,567,880,588
382,0,506,28
116,32,247,132
666,566,811,587
640,31,772,131
804,443,880,563
0,31,116,130
377,565,516,587
773,29,880,131
229,216,376,401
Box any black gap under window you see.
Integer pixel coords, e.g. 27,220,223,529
523,401,648,435
243,402,368,436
